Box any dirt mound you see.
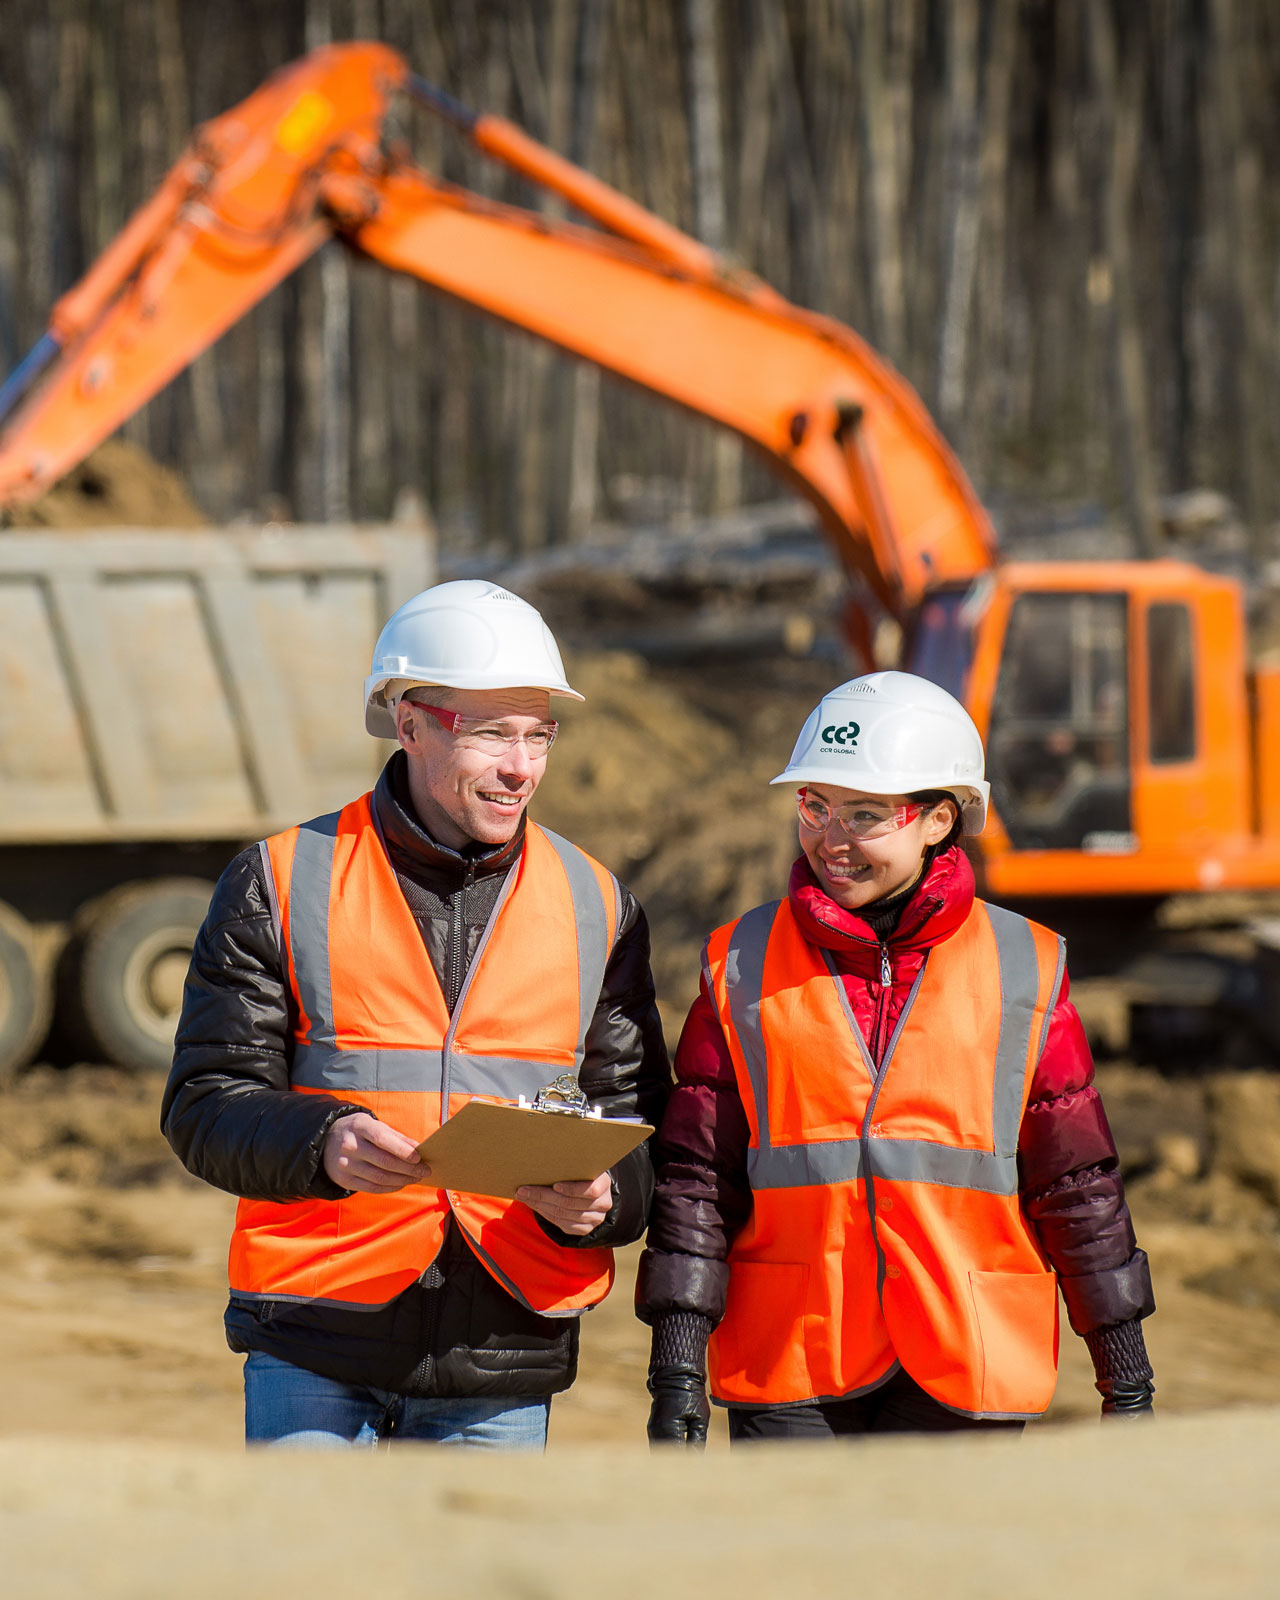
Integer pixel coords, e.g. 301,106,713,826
1098,1065,1280,1321
0,1065,177,1187
4,438,206,528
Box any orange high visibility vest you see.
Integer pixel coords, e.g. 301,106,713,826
228,793,621,1317
703,896,1066,1418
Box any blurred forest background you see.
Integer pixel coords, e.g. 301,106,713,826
1,0,1278,559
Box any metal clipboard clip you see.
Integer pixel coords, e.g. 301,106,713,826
526,1074,600,1118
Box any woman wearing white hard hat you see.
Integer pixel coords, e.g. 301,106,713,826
637,671,1155,1444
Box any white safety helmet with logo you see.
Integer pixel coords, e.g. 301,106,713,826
363,579,583,738
771,670,990,834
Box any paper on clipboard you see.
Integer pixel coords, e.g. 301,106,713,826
415,1098,654,1200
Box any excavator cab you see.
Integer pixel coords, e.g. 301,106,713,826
985,587,1133,854
911,560,1274,906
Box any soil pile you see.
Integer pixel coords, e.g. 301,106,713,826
4,439,206,528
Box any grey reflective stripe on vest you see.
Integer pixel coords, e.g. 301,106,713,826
719,900,781,1139
536,826,616,1069
720,900,1052,1197
291,1043,559,1100
984,902,1062,1157
820,948,877,1084
271,813,615,1092
289,810,342,1047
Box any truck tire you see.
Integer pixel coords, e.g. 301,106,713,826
0,899,54,1088
64,879,215,1073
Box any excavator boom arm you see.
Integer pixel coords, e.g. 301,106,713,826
0,42,997,615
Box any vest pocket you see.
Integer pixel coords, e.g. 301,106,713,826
715,1262,811,1401
968,1269,1059,1416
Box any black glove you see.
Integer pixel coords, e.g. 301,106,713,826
647,1363,710,1447
1099,1375,1155,1419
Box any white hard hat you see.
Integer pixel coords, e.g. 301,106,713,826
771,671,990,834
363,579,583,738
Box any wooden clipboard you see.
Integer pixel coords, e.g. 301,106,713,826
414,1099,654,1200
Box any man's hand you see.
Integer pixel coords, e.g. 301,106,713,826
515,1171,612,1235
322,1112,424,1194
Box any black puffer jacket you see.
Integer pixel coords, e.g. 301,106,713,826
162,753,671,1398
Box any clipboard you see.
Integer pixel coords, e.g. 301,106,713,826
414,1078,654,1200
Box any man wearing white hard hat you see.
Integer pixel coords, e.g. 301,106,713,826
164,581,669,1449
637,671,1155,1444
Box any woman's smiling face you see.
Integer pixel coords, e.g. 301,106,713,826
796,783,958,912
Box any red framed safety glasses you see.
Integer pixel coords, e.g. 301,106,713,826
401,698,559,756
796,788,934,840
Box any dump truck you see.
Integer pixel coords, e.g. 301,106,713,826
5,41,1280,1068
0,523,432,1079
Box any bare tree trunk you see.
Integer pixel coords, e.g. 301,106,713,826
971,0,1018,482
303,0,351,523
935,0,981,443
1208,0,1270,548
1089,0,1160,554
387,275,422,502
687,0,740,511
153,0,230,517
504,0,576,550
686,0,726,247
854,0,908,364
255,288,287,518
754,0,821,306
566,0,610,538
733,15,773,272
0,78,17,375
1161,0,1195,493
938,8,986,429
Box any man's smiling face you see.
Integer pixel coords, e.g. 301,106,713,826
394,686,555,849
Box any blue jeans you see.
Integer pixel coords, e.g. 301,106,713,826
243,1350,551,1450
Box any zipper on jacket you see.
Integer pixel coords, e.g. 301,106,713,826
411,1256,447,1394
870,942,893,1068
447,861,477,1014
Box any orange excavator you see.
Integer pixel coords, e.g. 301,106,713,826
3,41,1279,1060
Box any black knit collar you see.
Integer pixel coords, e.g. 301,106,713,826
373,750,525,883
859,874,924,940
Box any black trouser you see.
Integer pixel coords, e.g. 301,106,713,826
727,1368,1026,1443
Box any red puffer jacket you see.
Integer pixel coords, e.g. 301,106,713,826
636,845,1155,1340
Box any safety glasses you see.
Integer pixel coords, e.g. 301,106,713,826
402,699,558,756
796,787,932,840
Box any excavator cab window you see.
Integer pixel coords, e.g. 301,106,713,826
905,589,975,703
1147,602,1196,762
987,591,1132,851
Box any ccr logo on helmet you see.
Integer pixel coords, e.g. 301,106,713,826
774,671,989,833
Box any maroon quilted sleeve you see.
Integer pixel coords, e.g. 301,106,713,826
634,986,752,1324
1019,972,1155,1334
